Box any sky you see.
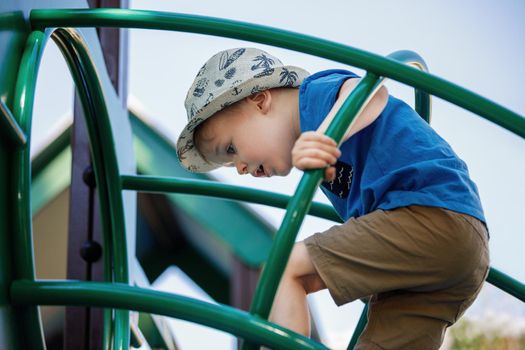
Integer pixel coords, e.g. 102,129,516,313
30,0,525,348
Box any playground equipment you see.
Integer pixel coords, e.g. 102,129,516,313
1,3,524,350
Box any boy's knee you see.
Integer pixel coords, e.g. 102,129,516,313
283,242,309,278
283,242,326,293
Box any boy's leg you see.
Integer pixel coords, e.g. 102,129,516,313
269,242,326,336
302,206,489,349
356,253,488,350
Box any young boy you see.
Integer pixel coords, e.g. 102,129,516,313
176,47,489,349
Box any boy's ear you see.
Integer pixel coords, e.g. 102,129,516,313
247,90,271,114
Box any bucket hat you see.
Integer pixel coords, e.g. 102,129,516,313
176,47,310,172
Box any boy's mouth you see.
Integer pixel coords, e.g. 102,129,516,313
253,164,270,177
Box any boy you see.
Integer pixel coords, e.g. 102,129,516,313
176,47,489,349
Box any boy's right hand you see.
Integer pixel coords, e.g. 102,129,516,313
292,131,341,182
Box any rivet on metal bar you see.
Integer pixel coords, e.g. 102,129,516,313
80,240,102,263
82,164,97,188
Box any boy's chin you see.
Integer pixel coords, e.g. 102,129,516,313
275,167,292,177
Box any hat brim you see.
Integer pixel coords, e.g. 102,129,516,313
177,65,310,173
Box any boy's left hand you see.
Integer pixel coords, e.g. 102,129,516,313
292,131,341,181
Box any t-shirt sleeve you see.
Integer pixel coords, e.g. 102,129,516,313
299,69,360,132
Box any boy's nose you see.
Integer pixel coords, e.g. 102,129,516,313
235,161,248,175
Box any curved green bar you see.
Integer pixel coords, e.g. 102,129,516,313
29,8,525,138
120,174,341,223
12,30,47,350
0,99,27,147
347,303,369,350
48,30,115,349
10,280,329,350
49,30,113,284
487,267,525,302
50,28,130,349
387,50,431,122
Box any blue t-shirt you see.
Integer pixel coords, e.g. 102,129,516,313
299,69,486,223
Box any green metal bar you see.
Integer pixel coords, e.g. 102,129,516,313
121,174,341,223
347,303,369,350
387,50,431,123
50,28,130,349
50,30,115,350
29,8,525,139
49,31,112,285
10,280,329,350
54,28,130,282
0,98,27,147
12,30,47,350
487,267,525,302
103,310,113,350
241,74,381,350
138,312,177,349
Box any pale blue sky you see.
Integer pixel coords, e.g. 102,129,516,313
30,0,525,348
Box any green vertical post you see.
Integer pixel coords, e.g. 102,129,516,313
12,30,48,350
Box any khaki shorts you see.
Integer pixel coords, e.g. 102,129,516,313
304,205,489,349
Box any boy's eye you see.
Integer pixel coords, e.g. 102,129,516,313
226,144,236,154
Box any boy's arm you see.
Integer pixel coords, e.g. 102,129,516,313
317,78,388,142
292,78,388,181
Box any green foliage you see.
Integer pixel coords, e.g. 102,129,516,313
449,318,525,350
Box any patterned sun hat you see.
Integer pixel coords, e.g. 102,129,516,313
176,47,310,172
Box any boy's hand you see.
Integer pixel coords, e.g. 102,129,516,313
292,131,341,182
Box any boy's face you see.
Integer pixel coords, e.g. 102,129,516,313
195,94,299,177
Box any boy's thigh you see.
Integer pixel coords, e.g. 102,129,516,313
303,205,489,306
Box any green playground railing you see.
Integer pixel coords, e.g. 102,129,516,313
10,280,326,350
29,9,525,136
10,29,47,350
4,8,524,350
